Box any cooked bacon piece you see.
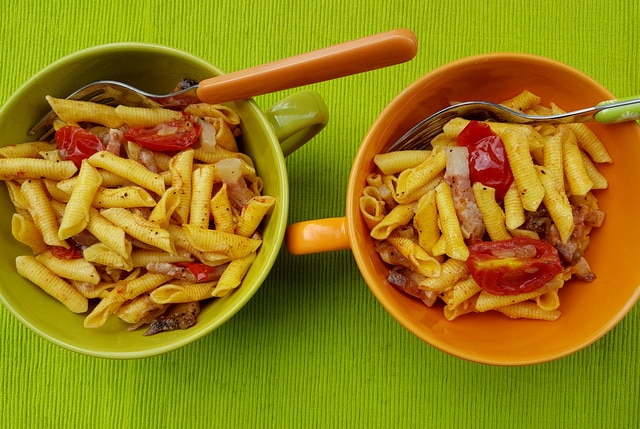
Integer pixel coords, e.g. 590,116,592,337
387,270,438,307
544,203,604,271
70,229,100,248
577,204,605,228
216,158,254,208
104,128,125,155
375,241,412,269
146,261,226,282
444,146,485,240
144,301,200,336
547,223,582,265
522,206,552,237
146,262,198,281
126,305,167,332
570,256,596,282
137,148,159,173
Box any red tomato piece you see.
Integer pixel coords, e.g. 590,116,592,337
55,126,104,168
124,115,201,152
50,243,83,259
467,237,563,295
457,120,496,147
175,262,217,282
457,121,514,199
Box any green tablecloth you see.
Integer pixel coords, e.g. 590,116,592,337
1,1,638,427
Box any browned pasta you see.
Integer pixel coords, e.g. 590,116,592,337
394,150,446,200
0,158,77,181
36,250,101,284
169,148,194,224
101,207,175,254
213,253,257,297
11,213,47,254
21,179,69,248
46,95,124,128
87,151,165,196
0,141,57,158
235,196,276,238
16,255,88,313
183,225,262,258
116,294,168,326
500,89,541,111
150,281,217,304
496,301,561,321
84,282,129,328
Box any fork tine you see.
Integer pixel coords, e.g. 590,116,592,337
29,81,166,140
28,85,110,139
385,112,454,152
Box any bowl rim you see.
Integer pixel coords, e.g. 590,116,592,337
15,41,226,90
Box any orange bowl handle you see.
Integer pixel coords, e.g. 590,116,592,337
285,217,350,255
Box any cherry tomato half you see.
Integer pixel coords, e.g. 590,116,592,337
467,237,563,295
124,115,201,152
457,121,513,200
55,126,104,168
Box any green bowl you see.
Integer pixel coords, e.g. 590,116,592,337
0,43,328,358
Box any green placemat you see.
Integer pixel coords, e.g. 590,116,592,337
1,1,638,428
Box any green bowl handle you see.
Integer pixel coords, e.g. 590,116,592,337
264,90,329,157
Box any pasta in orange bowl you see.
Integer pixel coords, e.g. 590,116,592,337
361,90,609,322
286,53,640,365
341,53,640,365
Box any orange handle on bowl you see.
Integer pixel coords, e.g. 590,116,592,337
285,217,351,255
196,28,418,104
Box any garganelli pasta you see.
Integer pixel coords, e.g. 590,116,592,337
0,92,275,335
361,90,609,321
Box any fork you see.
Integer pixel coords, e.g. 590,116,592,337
386,96,640,152
30,28,418,140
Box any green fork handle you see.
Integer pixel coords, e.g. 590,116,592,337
594,96,640,124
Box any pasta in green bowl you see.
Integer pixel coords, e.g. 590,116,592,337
0,43,328,358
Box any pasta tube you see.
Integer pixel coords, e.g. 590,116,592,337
87,151,165,196
0,158,77,181
58,160,103,240
16,255,88,313
500,129,545,211
183,225,262,259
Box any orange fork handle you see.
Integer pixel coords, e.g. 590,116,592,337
196,28,418,104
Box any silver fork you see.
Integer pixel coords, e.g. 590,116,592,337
29,80,198,140
29,28,418,140
386,96,640,152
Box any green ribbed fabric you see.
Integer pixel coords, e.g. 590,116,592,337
1,0,638,428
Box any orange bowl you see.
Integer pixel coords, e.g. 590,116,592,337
344,53,640,365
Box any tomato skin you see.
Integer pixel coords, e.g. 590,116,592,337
124,115,201,151
50,244,83,259
467,237,563,295
457,120,496,146
55,126,104,168
457,121,513,199
175,262,217,282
